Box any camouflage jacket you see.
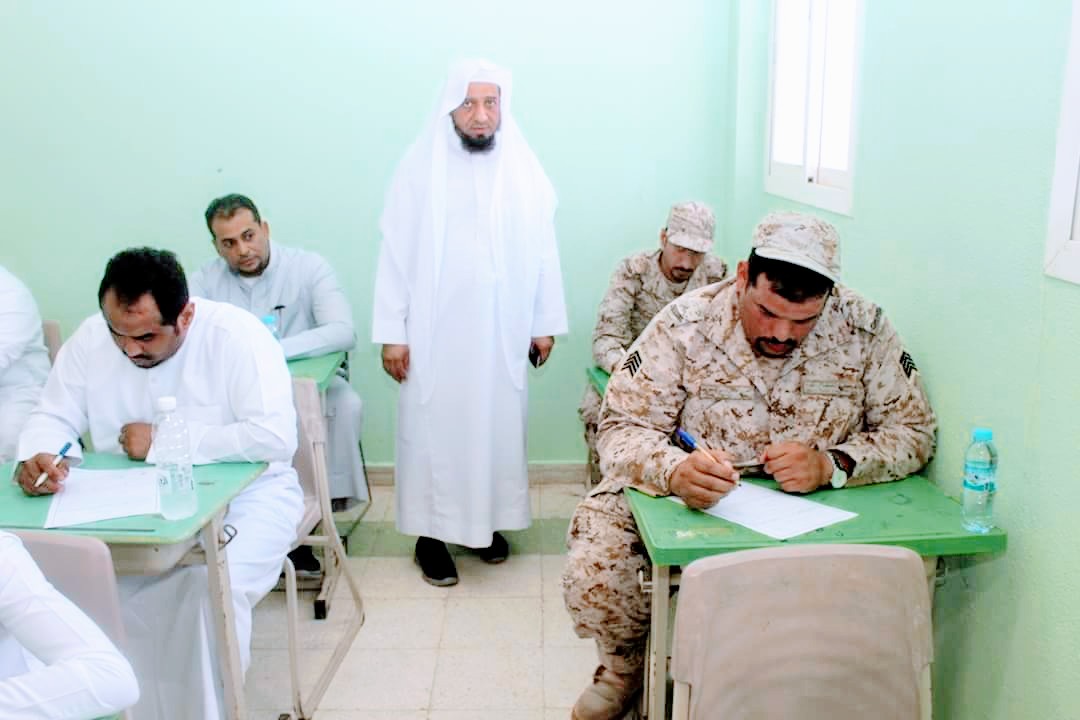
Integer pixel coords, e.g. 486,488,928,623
596,278,936,495
591,251,728,374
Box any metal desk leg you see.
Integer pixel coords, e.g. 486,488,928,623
646,563,671,720
921,555,938,720
202,513,246,720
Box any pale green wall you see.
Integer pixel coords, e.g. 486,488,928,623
0,0,730,465
719,1,1079,717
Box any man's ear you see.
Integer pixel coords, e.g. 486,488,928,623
176,301,195,333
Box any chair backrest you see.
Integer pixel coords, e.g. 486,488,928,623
672,544,932,720
11,530,127,650
42,320,62,365
290,377,326,539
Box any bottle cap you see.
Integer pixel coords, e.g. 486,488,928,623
156,396,177,412
972,427,993,442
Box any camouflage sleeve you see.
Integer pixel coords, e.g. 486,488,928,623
704,255,729,284
591,258,640,374
596,310,688,496
834,316,937,485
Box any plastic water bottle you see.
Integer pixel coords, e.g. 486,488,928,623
153,396,197,520
961,427,997,533
261,314,280,340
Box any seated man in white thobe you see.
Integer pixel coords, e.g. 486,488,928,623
0,265,51,463
0,531,140,720
0,528,139,720
14,248,302,720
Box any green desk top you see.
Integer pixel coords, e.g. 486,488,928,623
0,455,267,545
586,366,610,395
287,351,346,392
626,475,1007,567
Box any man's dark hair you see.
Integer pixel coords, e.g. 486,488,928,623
746,250,834,303
98,248,189,326
204,193,262,234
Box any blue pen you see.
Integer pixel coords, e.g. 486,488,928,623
674,428,740,484
34,441,73,488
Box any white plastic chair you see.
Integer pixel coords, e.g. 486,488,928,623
671,544,933,720
12,530,132,720
42,320,62,365
282,377,364,719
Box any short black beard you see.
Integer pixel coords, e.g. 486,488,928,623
455,125,496,153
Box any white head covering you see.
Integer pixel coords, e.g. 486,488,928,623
374,59,566,400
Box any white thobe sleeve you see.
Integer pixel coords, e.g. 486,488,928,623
372,171,415,346
280,255,356,360
16,328,90,465
155,322,297,466
0,274,41,378
530,216,568,338
0,534,139,720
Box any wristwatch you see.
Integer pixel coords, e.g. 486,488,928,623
827,450,851,489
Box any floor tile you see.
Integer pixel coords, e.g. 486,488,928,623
322,648,437,710
313,712,427,720
452,553,542,597
430,647,544,710
246,648,323,710
429,711,544,720
353,597,446,649
543,645,599,708
359,556,452,599
541,555,570,600
364,487,394,523
440,597,542,648
251,588,360,650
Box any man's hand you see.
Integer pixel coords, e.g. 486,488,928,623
382,344,410,383
531,336,555,366
15,453,70,496
119,422,153,461
669,449,739,510
762,442,833,494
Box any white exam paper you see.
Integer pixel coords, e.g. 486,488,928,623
44,467,161,528
670,482,857,540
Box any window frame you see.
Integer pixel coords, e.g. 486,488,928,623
764,0,865,216
1045,0,1080,284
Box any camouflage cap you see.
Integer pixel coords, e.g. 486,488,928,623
665,201,715,253
751,211,841,282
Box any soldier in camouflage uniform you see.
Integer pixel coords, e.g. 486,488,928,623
580,201,728,485
563,211,936,720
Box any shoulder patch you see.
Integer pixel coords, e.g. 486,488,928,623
899,350,917,378
621,350,642,377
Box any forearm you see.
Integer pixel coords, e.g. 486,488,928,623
592,338,626,375
834,423,936,486
597,418,685,496
281,322,355,360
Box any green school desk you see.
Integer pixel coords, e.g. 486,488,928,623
287,350,346,392
0,455,267,720
626,476,1007,719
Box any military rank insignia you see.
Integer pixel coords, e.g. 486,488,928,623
899,350,917,378
622,350,642,377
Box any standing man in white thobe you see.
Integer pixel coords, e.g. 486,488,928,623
14,248,303,720
374,59,568,586
0,265,50,463
190,193,367,577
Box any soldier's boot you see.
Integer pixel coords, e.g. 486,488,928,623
571,665,641,720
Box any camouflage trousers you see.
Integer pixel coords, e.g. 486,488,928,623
561,489,651,675
578,386,603,486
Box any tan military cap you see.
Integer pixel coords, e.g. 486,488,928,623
751,211,841,282
666,201,715,253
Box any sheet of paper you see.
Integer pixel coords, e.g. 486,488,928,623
669,482,857,540
44,467,161,528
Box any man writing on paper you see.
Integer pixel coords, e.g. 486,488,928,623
190,193,367,577
0,265,51,463
579,201,728,485
14,248,302,720
374,59,568,586
561,212,937,719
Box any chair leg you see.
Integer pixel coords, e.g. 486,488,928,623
283,558,308,719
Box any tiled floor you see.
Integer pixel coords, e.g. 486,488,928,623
247,483,597,719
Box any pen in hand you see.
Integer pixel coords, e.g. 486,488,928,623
34,441,73,488
674,428,740,486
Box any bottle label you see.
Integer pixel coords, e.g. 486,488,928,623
963,466,994,492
